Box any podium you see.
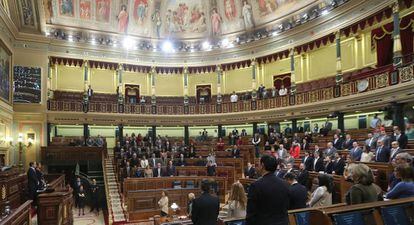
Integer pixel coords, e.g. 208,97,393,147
37,175,73,225
0,167,27,211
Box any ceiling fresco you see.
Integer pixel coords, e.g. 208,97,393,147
42,0,320,40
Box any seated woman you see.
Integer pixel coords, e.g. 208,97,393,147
308,174,333,207
226,182,247,218
385,164,414,199
346,164,382,205
144,165,153,178
360,147,374,162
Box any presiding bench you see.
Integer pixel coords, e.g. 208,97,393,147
124,177,227,222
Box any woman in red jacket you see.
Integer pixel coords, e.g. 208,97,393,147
289,141,301,159
216,137,225,151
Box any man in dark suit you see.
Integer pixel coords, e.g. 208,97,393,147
302,151,314,171
166,160,176,177
389,141,405,162
153,163,165,177
392,126,408,149
246,155,290,225
324,120,333,132
313,152,325,172
284,125,292,135
149,153,160,168
342,134,355,150
332,134,343,150
375,140,391,162
122,161,132,179
332,153,346,176
231,145,241,158
73,176,82,208
191,179,219,225
87,85,93,99
297,163,309,188
325,142,337,158
244,162,257,179
284,172,307,210
27,162,39,203
365,133,377,151
349,142,363,161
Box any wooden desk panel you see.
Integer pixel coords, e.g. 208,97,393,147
0,200,32,225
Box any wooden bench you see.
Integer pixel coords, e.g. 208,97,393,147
308,197,414,225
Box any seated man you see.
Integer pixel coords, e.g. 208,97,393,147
244,162,257,179
231,145,240,158
278,85,288,96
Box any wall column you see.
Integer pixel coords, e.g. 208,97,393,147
216,65,223,113
337,112,345,132
291,119,298,133
183,66,189,114
251,59,257,110
335,31,343,97
184,125,189,145
118,124,124,143
289,48,296,105
82,60,89,113
151,126,157,145
252,122,258,134
392,1,402,68
83,124,89,146
391,102,405,131
218,125,223,138
150,66,157,114
117,64,124,113
47,123,51,146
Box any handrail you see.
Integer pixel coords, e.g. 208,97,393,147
48,63,414,115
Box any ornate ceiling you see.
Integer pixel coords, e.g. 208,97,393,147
0,0,394,65
43,0,320,40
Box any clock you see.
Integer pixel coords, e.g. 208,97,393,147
357,79,369,92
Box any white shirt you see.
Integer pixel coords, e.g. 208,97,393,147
230,94,238,103
140,159,149,168
278,88,287,96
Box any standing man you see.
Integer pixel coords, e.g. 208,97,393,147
27,162,39,205
191,179,220,225
87,85,93,100
90,179,99,215
284,172,307,210
246,155,291,225
252,133,261,158
375,140,391,162
392,126,408,149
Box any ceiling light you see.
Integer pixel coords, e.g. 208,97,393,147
68,35,73,42
321,10,329,16
202,41,211,50
272,31,279,36
162,41,174,53
91,38,96,45
123,36,136,49
221,38,229,47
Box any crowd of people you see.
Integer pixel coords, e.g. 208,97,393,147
91,114,413,224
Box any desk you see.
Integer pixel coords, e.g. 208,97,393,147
0,200,32,225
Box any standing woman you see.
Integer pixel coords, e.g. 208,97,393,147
385,164,414,199
78,185,87,216
308,174,333,207
227,182,247,218
158,191,169,217
346,164,382,204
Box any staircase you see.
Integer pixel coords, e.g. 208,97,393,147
103,150,127,224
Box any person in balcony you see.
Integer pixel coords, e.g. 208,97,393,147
86,137,95,147
96,135,104,147
278,85,287,96
140,96,146,104
370,114,382,129
87,85,93,100
230,91,238,103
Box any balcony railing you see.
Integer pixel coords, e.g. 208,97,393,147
48,63,414,115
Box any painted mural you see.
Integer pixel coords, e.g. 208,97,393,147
13,66,42,104
0,40,11,104
42,0,317,39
